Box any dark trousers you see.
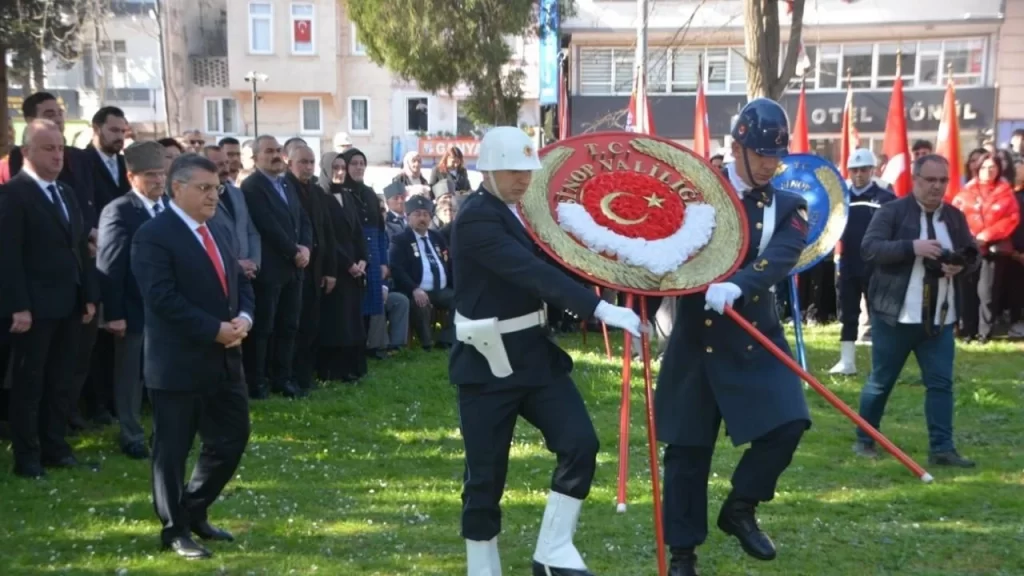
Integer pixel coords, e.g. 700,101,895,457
293,271,322,389
662,420,805,549
410,288,454,348
837,274,869,341
857,320,955,453
244,277,302,389
458,375,599,541
8,315,81,468
150,376,250,543
69,315,99,420
113,333,145,448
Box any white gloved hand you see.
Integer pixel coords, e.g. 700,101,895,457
594,301,643,338
703,282,742,314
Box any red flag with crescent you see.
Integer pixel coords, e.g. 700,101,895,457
294,20,312,43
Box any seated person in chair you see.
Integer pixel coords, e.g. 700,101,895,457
389,195,454,350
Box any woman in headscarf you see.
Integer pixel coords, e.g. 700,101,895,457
428,145,473,195
393,151,431,198
340,148,391,358
316,151,369,382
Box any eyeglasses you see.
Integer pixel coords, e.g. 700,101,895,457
190,182,224,195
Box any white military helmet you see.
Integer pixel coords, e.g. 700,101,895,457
847,148,877,170
476,126,542,171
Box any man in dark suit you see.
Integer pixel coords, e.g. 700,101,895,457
96,141,168,460
450,127,642,576
240,135,312,399
131,153,254,559
382,181,407,240
389,195,454,350
285,143,337,392
202,145,261,278
76,106,132,429
655,99,809,576
0,119,99,478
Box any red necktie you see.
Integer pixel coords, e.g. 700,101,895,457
197,225,228,295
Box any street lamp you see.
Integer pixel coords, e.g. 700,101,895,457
244,71,269,135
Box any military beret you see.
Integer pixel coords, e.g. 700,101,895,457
123,140,165,173
383,180,406,200
405,194,434,215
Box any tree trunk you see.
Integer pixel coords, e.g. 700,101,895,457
744,0,806,100
31,48,45,92
0,43,10,156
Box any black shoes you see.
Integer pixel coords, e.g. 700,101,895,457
123,442,150,460
163,536,212,559
530,562,593,576
191,520,234,542
929,450,976,468
717,499,776,561
669,547,699,576
13,463,46,479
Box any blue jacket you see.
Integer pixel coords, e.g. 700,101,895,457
840,182,897,277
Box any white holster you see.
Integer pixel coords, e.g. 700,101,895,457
454,309,546,378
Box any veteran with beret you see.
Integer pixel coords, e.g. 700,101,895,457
96,140,169,460
655,99,811,576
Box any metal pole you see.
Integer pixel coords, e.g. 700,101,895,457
251,80,259,136
636,0,648,75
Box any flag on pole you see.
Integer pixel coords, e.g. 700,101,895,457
881,74,912,197
839,82,860,179
790,78,810,153
626,65,655,135
693,73,710,158
936,76,963,203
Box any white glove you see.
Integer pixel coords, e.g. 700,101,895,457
594,301,643,338
703,282,742,314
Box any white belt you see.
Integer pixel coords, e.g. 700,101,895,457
455,308,547,334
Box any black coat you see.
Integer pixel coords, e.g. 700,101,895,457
2,146,98,227
655,185,811,447
318,185,368,348
447,187,601,390
96,192,154,333
389,227,452,296
241,170,313,285
0,172,99,319
287,173,337,282
83,143,131,225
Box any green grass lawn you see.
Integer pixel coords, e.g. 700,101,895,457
1,325,1022,575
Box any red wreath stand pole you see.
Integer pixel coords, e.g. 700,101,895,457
723,306,934,483
581,287,613,359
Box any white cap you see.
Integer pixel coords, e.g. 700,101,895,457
475,126,542,171
847,148,877,170
333,132,353,150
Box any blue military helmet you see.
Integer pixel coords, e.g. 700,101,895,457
731,98,790,158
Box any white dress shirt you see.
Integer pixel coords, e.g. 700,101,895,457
898,206,956,325
726,163,752,197
132,189,161,218
168,200,252,325
416,231,448,291
22,165,69,220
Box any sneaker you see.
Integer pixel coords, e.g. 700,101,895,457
852,441,879,458
928,450,976,468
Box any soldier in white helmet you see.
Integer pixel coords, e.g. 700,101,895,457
831,148,896,376
449,126,642,576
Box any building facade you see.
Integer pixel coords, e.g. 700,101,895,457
164,0,542,167
565,0,1004,160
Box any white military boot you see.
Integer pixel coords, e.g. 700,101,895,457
532,492,594,576
466,537,502,576
829,341,857,375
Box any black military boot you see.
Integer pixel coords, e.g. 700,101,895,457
716,499,776,560
669,547,699,576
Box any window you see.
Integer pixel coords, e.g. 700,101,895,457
647,48,668,93
579,48,625,95
348,97,370,133
704,48,728,92
727,49,747,93
351,23,366,55
843,45,873,89
249,2,273,54
670,49,700,92
290,3,315,55
407,97,429,133
942,39,985,86
917,42,942,86
300,97,322,134
90,40,129,89
817,45,841,89
787,45,817,90
876,42,916,88
205,98,238,134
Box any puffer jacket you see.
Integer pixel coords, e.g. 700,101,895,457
952,179,1021,247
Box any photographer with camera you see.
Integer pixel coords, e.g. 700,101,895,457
854,154,980,469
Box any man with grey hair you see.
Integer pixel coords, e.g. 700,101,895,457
132,153,254,559
202,144,262,280
96,140,168,460
856,154,978,468
0,118,99,478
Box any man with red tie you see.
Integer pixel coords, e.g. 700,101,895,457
131,153,255,560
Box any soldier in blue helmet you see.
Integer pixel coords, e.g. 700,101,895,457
655,98,811,576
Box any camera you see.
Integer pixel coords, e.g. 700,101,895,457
924,246,978,276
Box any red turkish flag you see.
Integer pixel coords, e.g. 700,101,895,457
936,79,963,203
693,80,710,158
294,20,311,43
881,75,912,197
789,80,810,153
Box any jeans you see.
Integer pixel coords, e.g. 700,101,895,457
856,319,956,453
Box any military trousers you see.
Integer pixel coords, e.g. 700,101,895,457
662,419,806,549
457,375,599,541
